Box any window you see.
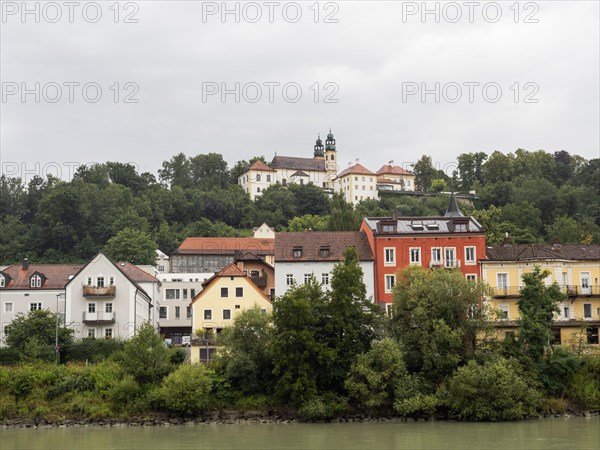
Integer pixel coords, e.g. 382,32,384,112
550,328,561,345
4,302,13,312
109,276,114,286
30,302,42,311
159,306,167,319
261,308,267,315
409,248,421,265
563,305,571,319
304,273,311,284
0,275,5,287
223,309,231,320
235,287,243,297
166,289,180,300
105,328,113,339
256,174,261,182
204,310,212,320
386,304,393,317
183,289,188,300
497,273,509,290
30,275,42,288
444,248,456,267
105,303,113,313
587,327,599,345
175,306,180,319
87,276,92,285
266,174,271,182
158,265,165,272
466,274,477,282
583,303,593,319
88,329,96,338
235,305,240,309
320,246,331,258
293,247,303,258
431,248,442,265
465,246,476,264
382,224,395,233
385,274,395,293
282,179,287,186
97,276,105,288
88,303,96,313
384,248,396,266
186,306,192,319
322,273,329,285
286,274,294,286
221,287,229,298
190,289,196,299
498,304,509,320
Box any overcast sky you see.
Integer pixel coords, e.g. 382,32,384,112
1,1,599,182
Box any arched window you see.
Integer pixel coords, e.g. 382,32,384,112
30,275,42,288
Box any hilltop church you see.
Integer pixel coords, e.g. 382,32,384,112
238,130,338,200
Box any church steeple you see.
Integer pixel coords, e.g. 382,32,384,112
313,134,324,158
444,192,464,217
325,128,336,151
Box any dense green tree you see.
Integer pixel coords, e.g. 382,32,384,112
518,267,563,360
456,152,487,190
159,153,192,188
481,151,514,184
5,310,74,355
391,267,485,384
288,183,330,216
158,364,213,415
118,323,172,384
254,184,297,228
327,193,359,231
412,155,437,191
0,215,30,264
286,214,328,232
104,228,157,265
189,153,229,190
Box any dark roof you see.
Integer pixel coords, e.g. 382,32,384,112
362,216,484,235
290,170,310,177
275,231,374,262
235,251,265,262
270,156,326,171
444,192,463,218
176,238,275,256
1,264,84,289
486,244,600,261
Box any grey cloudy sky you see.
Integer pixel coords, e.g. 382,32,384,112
1,1,599,182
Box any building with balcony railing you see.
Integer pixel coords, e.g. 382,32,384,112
482,243,600,347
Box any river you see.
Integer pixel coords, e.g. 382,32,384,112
2,417,598,450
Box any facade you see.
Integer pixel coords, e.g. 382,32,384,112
360,194,486,312
482,244,600,347
65,253,161,340
376,163,416,192
334,163,379,205
252,222,275,239
0,260,84,345
235,252,276,300
238,131,339,200
274,231,375,299
171,237,275,273
189,263,272,363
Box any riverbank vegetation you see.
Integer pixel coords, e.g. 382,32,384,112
1,252,599,424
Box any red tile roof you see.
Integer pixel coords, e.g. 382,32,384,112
376,165,414,176
116,262,159,283
336,164,376,178
275,231,374,262
248,160,275,172
1,264,84,289
176,238,275,255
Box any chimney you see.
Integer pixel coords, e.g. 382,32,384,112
22,258,29,270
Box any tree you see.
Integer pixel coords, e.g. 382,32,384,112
327,193,359,231
412,155,437,191
391,267,485,383
220,307,274,395
481,151,514,184
189,153,230,190
518,266,563,360
324,247,382,390
456,152,487,190
288,183,330,216
118,323,172,384
5,310,74,357
158,364,213,416
286,214,328,232
158,153,192,188
104,228,157,265
271,279,335,405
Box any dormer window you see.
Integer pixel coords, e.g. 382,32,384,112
293,247,303,258
320,246,331,258
30,274,42,288
381,222,396,233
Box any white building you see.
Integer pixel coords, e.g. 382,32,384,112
335,163,379,205
274,231,375,300
65,253,161,340
376,163,416,192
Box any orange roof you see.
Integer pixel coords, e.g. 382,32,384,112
336,163,376,178
218,262,246,277
176,237,275,255
1,264,84,289
116,262,159,283
248,160,275,172
376,164,413,176
193,263,271,305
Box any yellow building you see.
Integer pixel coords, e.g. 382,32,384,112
189,263,272,363
482,244,600,349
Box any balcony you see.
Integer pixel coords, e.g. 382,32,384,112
491,285,600,299
250,275,268,288
490,286,521,298
83,311,115,324
83,285,116,298
429,259,461,269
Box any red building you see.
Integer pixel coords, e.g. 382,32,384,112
360,194,486,312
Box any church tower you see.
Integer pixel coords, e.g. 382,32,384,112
313,134,324,159
324,129,337,188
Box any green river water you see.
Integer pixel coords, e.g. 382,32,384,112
1,417,598,450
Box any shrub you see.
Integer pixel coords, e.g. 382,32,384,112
46,367,95,400
108,375,141,407
0,347,20,365
234,394,272,410
441,358,539,421
569,355,600,410
539,397,567,415
64,338,125,363
298,393,347,421
169,348,187,365
90,360,124,396
158,364,213,416
538,347,579,397
9,368,36,402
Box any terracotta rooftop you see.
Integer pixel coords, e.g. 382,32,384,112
0,263,84,289
270,156,326,172
248,160,275,172
486,244,600,261
377,178,404,185
176,237,275,255
275,231,374,262
235,251,265,262
116,262,160,284
336,163,376,178
376,165,414,176
200,262,247,288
